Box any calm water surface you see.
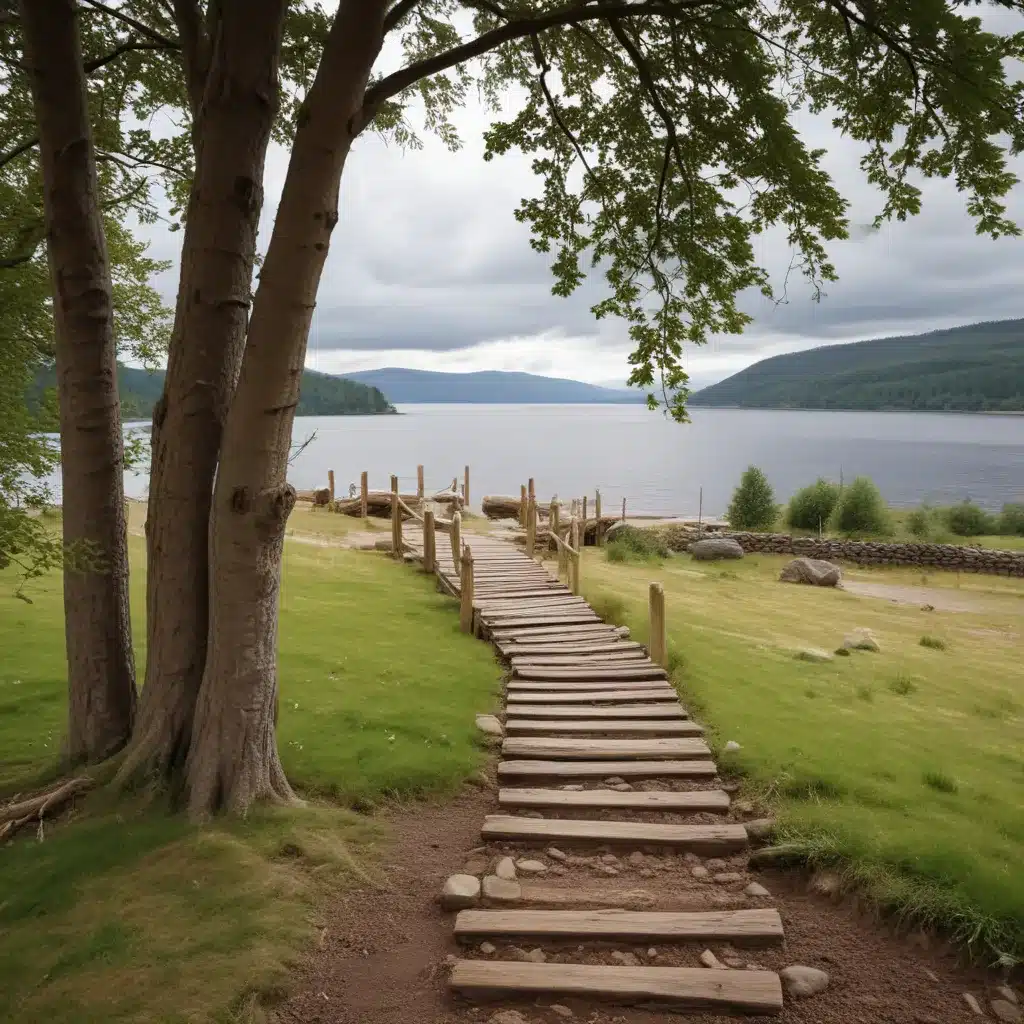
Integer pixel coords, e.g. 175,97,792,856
183,405,1024,517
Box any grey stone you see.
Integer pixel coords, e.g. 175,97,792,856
628,851,646,866
601,854,620,865
547,847,568,862
639,868,655,878
780,557,842,587
522,947,547,963
745,882,771,897
683,852,702,865
795,647,835,664
516,859,548,875
605,776,626,785
611,951,640,966
734,800,754,816
745,818,776,843
809,871,842,897
724,740,742,752
690,865,710,879
479,941,496,955
548,865,567,876
495,856,517,880
714,872,745,884
781,965,830,999
560,784,585,791
611,782,634,792
690,538,745,561
705,858,728,872
646,947,659,959
600,865,620,876
551,1006,574,1019
998,987,1019,1007
844,627,881,652
475,713,504,737
489,1010,530,1024
963,993,984,1016
440,874,480,910
700,949,728,969
992,1000,1022,1023
482,875,521,902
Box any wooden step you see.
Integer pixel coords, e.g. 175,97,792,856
483,613,601,628
505,689,680,704
502,737,711,760
514,665,668,682
449,960,783,1014
498,787,730,813
508,881,751,912
510,652,649,665
454,907,783,946
480,815,747,853
505,703,686,720
507,680,675,692
491,624,627,640
497,759,717,781
503,641,645,656
504,718,703,736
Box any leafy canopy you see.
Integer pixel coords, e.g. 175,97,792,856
727,465,777,530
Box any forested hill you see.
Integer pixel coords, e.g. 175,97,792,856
30,364,397,420
690,319,1024,412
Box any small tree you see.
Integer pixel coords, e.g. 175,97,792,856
787,479,840,532
727,467,777,532
945,500,996,537
834,477,890,536
998,503,1024,537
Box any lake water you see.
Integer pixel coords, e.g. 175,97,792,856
120,405,1024,517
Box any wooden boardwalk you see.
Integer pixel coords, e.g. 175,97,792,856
413,528,785,1016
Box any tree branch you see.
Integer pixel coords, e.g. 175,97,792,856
383,0,420,34
0,135,38,172
84,38,176,73
79,0,179,48
171,0,209,117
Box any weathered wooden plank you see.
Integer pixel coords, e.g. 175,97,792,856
514,665,667,682
502,736,711,760
507,680,675,692
509,652,648,666
503,641,645,656
454,908,783,946
480,815,747,853
505,689,679,704
504,718,703,736
448,961,783,1014
498,787,730,813
497,759,717,780
504,703,687,720
491,624,626,640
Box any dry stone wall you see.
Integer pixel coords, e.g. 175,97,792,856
660,527,1024,577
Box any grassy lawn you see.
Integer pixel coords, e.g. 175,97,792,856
0,535,501,1023
578,546,1024,962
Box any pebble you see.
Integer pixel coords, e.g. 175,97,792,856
560,784,585,791
510,946,546,963
745,818,776,842
566,855,589,867
724,740,741,752
550,1006,574,1019
639,868,655,878
482,876,521,902
646,948,659,959
809,871,842,896
998,987,1019,1007
549,865,567,876
489,1010,529,1024
475,713,504,737
690,865,710,879
628,852,646,867
700,949,727,969
495,857,517,880
479,941,496,955
683,852,702,865
605,776,626,785
734,800,754,816
704,858,728,872
516,859,548,875
547,847,568,862
611,951,640,966
601,854,620,865
714,872,745,885
780,966,830,998
600,866,620,876
611,782,634,791
440,874,480,910
723,781,741,793
744,881,771,897
992,1001,1022,1023
962,993,984,1016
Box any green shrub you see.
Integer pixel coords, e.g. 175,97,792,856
923,769,958,794
997,502,1024,537
907,504,936,538
834,476,890,535
920,634,947,651
605,525,669,564
945,500,996,537
727,466,777,531
786,479,840,531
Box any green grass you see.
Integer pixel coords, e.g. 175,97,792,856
0,534,501,1022
579,547,1024,962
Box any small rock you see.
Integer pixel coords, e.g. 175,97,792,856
914,1014,941,1024
495,856,517,880
723,781,741,794
992,1000,1022,1023
745,882,771,897
601,854,620,865
463,856,490,875
809,871,842,897
923,970,939,983
549,865,566,876
611,951,640,966
479,941,496,955
445,953,458,966
611,782,634,792
628,852,646,867
683,852,702,865
690,865,710,879
566,855,589,867
547,847,568,862
714,872,745,884
560,784,584,791
605,777,626,785
440,874,480,910
482,875,521,902
780,557,842,587
646,947,659,959
780,965,830,998
600,866,620,876
551,1006,574,1019
724,740,741,752
724,957,745,969
796,647,834,664
521,810,544,819
523,947,547,963
844,627,880,652
690,537,744,561
516,859,548,875
705,858,728,872
963,993,984,1016
639,868,655,878
700,949,728,969
489,1010,530,1024
734,799,754,816
475,713,504,737
745,818,776,843
746,963,766,971
998,987,1019,1007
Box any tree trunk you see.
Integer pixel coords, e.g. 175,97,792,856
186,0,390,817
118,0,288,790
20,0,136,763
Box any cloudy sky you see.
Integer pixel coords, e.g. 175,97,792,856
140,7,1024,392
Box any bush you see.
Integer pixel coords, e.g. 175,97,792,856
787,478,840,531
605,525,669,564
998,502,1024,537
727,466,777,531
945,500,996,537
834,476,890,535
907,504,936,538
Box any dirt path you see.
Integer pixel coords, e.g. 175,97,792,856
841,579,1006,614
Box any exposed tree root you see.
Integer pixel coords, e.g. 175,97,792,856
0,776,94,841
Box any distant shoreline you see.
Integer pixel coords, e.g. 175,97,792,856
688,405,1024,416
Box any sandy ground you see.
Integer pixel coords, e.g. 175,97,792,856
840,579,1006,614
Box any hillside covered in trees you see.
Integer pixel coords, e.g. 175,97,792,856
690,319,1024,412
30,364,397,421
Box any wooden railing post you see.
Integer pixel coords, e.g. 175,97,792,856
621,496,626,522
649,581,667,668
360,471,369,519
526,491,536,558
582,495,588,546
459,545,475,633
391,475,402,559
451,509,462,564
464,464,470,510
423,508,436,574
328,469,335,503
569,518,580,595
520,484,527,527
595,489,602,547
417,464,425,504
549,498,559,553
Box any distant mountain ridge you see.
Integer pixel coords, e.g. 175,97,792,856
340,367,643,404
690,319,1024,412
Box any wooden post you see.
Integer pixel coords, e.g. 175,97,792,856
360,471,369,519
417,464,425,503
423,508,436,574
464,465,470,510
622,496,626,522
328,469,335,503
649,581,667,669
595,488,602,546
451,509,462,564
390,475,402,559
569,519,580,595
582,495,588,546
459,545,475,633
520,484,527,527
549,499,559,554
528,477,535,508
526,492,536,558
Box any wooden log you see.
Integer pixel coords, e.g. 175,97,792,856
483,495,522,520
595,489,602,546
423,508,436,574
361,470,369,518
328,469,335,503
582,495,587,542
526,494,536,558
649,581,667,669
464,464,470,509
570,519,580,595
451,510,462,564
460,545,475,634
520,484,528,527
391,475,402,559
622,496,627,522
417,464,424,502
